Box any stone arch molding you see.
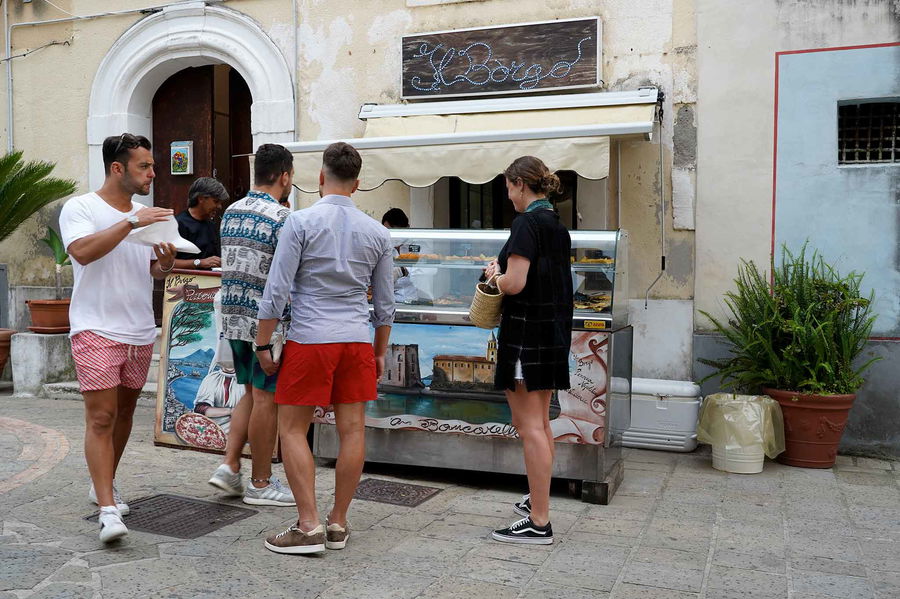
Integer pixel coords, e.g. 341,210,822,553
87,1,295,192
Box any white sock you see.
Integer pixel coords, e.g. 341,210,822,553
99,505,119,515
222,464,238,475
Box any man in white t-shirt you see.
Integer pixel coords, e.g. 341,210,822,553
59,133,177,543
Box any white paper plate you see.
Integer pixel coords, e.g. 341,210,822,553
125,216,201,254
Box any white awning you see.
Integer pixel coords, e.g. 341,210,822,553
284,88,657,193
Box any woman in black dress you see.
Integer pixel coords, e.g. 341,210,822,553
484,156,573,545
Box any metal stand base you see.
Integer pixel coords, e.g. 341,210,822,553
313,424,624,504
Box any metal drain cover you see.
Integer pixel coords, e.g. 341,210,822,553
353,478,441,507
86,494,257,539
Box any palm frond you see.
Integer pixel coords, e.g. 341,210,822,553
0,151,78,243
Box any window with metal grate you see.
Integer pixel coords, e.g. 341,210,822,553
838,101,900,165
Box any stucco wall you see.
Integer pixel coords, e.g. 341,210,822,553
0,0,698,384
695,0,900,327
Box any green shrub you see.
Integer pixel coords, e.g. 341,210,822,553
700,244,879,395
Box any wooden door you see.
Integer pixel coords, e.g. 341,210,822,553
152,66,215,214
151,67,215,322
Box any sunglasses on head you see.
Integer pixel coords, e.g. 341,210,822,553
112,133,142,159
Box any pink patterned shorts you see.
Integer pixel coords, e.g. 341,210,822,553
71,331,154,392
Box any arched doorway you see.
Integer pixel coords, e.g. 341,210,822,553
87,3,295,193
151,65,253,214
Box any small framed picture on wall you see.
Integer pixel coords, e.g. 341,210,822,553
170,141,193,175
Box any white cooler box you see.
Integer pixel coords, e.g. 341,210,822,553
622,378,701,452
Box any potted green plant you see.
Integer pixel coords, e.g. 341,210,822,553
26,227,72,333
700,244,879,468
0,150,77,370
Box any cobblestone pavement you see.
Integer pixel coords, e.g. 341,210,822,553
0,392,898,599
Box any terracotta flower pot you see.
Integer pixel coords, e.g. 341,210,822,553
762,387,855,469
26,299,71,334
0,328,14,375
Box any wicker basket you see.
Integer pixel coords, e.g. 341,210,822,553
469,275,504,329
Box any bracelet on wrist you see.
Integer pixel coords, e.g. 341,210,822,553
159,262,174,273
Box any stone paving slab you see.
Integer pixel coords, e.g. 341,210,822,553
0,395,898,598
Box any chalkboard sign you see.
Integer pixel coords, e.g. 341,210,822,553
401,18,601,99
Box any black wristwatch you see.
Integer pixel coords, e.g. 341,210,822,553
253,343,273,353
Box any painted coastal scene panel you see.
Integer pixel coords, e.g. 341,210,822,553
315,323,610,444
155,273,241,453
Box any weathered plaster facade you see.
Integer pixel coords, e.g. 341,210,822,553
0,0,697,381
696,0,900,456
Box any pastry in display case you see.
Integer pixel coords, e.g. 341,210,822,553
380,228,628,330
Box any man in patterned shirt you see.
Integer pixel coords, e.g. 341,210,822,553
206,144,295,507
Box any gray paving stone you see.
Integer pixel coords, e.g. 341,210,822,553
380,511,441,531
612,582,698,598
420,519,493,543
859,539,900,572
837,472,896,487
98,556,199,599
0,545,74,592
844,486,900,509
642,517,714,553
533,542,626,591
615,472,667,497
787,515,854,537
712,549,785,573
466,541,554,566
46,563,93,585
853,458,893,471
633,546,708,570
871,570,900,598
420,575,520,599
791,555,864,577
789,533,863,562
322,567,436,599
519,581,610,598
576,515,645,537
453,554,537,587
850,506,900,538
564,530,641,548
706,565,787,599
792,571,874,599
82,542,160,568
159,535,241,557
621,560,704,592
652,501,718,524
28,583,94,599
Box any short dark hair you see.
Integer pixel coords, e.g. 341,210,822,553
188,177,229,207
102,133,151,174
253,144,293,186
381,208,409,228
322,142,362,182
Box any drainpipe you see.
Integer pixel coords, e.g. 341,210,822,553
644,90,666,308
290,0,298,141
4,1,233,152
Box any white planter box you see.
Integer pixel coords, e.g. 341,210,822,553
622,378,701,452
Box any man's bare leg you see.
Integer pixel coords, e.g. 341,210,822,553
327,402,366,527
222,384,253,472
83,388,121,507
112,386,141,474
247,387,277,486
278,404,318,530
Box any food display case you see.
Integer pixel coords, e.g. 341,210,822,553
313,228,632,503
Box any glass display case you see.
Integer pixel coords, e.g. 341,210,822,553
383,228,629,330
315,227,633,504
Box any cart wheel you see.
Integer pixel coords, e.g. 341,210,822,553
567,479,582,498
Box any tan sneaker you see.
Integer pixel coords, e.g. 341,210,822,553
325,518,350,550
264,523,325,554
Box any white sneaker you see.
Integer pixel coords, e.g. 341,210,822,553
89,482,130,515
208,464,244,497
242,477,296,507
98,507,128,543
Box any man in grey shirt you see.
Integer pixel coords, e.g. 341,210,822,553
254,142,394,554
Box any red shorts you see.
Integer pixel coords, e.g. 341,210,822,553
71,331,154,392
275,341,377,406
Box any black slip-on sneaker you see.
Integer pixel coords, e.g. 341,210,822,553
491,516,553,545
513,493,531,517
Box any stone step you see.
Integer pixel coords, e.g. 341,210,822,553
41,381,158,403
147,353,161,384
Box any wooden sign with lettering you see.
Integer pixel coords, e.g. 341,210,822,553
401,18,601,99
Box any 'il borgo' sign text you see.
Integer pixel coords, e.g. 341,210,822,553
401,18,601,99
